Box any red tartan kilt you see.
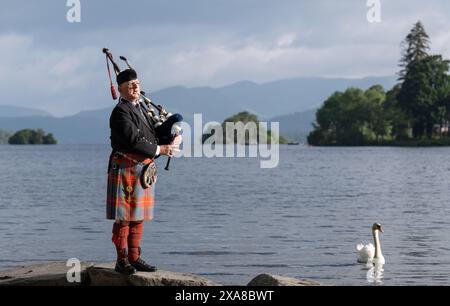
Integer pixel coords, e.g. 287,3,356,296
106,153,155,221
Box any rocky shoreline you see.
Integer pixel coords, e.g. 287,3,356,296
0,262,324,286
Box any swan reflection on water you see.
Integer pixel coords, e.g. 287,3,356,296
366,261,384,284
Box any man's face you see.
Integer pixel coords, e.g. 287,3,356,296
119,79,141,102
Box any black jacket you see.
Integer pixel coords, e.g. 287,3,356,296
109,98,158,158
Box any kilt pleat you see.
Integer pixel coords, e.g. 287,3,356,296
106,153,155,221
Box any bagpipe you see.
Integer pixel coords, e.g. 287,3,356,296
102,48,183,171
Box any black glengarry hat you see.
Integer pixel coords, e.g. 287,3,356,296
117,69,138,85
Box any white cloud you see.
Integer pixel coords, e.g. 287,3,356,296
1,1,450,116
0,33,106,115
276,33,297,48
126,33,399,89
0,34,99,91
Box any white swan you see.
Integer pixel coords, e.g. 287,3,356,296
356,223,385,265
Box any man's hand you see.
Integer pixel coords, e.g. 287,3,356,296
159,145,173,157
171,135,182,152
159,135,182,157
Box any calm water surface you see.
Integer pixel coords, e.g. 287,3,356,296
0,145,449,285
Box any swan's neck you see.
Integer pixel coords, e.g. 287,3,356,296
373,230,383,258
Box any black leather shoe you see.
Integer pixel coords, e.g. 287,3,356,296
115,258,137,275
130,257,157,272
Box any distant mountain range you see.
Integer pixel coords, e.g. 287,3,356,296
0,105,52,117
271,109,317,142
0,76,397,143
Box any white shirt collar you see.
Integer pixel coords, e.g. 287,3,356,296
120,97,139,106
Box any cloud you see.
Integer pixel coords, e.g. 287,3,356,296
1,0,450,116
0,33,107,115
114,25,401,89
0,34,98,90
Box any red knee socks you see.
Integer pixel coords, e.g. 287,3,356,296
112,222,129,261
128,221,144,262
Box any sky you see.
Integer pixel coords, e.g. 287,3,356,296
0,0,449,116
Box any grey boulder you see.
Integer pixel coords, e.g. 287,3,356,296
247,274,323,286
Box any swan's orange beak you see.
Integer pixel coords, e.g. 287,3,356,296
379,227,384,233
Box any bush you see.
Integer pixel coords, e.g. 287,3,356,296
8,129,57,145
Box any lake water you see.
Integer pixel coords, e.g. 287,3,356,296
0,144,449,285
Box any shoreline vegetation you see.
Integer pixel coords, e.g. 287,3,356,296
2,25,449,149
1,128,57,145
308,21,450,147
202,111,290,145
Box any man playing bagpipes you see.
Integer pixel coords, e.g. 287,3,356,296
105,64,182,275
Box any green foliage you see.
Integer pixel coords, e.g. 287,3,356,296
203,111,290,144
8,129,57,145
9,129,32,144
384,85,411,140
43,133,57,144
399,21,430,80
308,21,450,146
396,21,450,139
267,130,289,144
308,86,389,145
223,112,259,124
398,55,450,138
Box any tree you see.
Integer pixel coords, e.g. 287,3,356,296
222,111,259,124
8,129,58,145
440,84,450,137
30,129,45,144
9,129,33,144
398,55,450,138
43,133,57,144
309,21,450,145
202,111,289,144
398,21,430,80
365,85,389,141
384,85,411,140
309,87,382,145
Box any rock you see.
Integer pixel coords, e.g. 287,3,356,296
0,262,220,286
0,262,92,286
1,262,324,286
87,263,220,286
247,274,323,286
